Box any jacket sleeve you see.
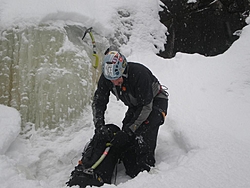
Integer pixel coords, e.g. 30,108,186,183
124,71,159,133
92,74,111,129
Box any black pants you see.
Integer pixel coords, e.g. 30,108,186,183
122,97,168,178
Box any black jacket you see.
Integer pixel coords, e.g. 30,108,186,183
92,62,165,132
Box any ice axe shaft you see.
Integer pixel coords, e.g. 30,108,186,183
82,27,99,69
91,146,110,169
82,145,111,176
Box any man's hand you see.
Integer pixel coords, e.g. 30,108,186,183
94,125,112,141
123,125,136,137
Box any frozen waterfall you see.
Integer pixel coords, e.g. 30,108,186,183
0,24,108,130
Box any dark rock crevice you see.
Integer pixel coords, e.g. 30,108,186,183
158,0,250,58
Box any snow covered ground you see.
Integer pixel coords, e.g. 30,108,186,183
1,0,250,188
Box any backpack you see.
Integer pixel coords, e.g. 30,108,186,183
66,124,121,188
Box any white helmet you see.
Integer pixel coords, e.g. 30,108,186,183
102,51,127,80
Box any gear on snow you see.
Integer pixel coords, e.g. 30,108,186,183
66,124,121,188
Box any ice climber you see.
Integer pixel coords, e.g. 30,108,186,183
93,50,169,176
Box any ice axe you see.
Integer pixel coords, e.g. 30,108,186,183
82,27,99,69
82,144,111,175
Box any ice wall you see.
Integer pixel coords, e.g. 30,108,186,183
0,24,106,129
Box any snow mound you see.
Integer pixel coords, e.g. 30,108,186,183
0,105,21,154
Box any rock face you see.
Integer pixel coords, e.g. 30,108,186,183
158,0,250,58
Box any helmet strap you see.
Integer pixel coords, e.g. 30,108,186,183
122,63,129,78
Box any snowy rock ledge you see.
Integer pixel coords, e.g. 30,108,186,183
0,105,21,154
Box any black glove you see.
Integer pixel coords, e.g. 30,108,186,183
123,125,136,137
94,125,111,141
